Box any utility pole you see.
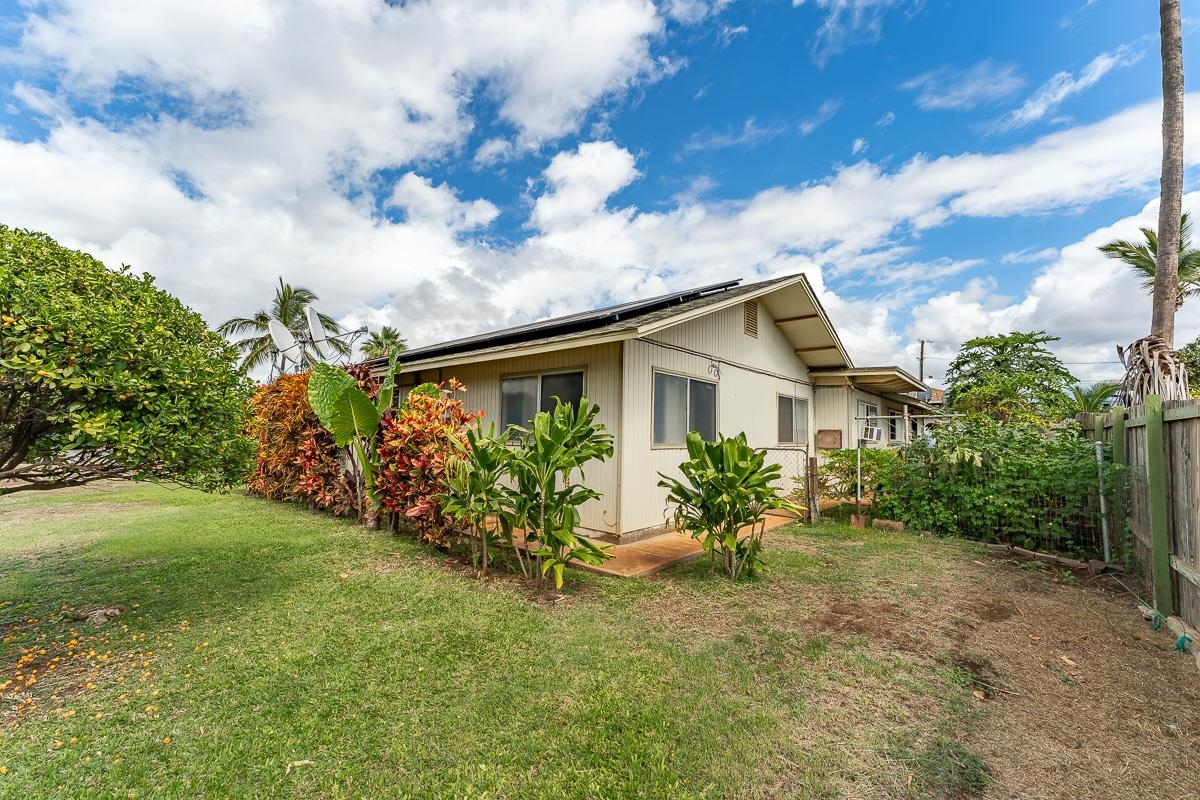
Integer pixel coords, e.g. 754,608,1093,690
918,339,927,384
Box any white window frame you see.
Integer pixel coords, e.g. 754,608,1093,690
776,394,810,447
500,368,586,428
651,368,718,447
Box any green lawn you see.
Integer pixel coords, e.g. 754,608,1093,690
0,484,986,799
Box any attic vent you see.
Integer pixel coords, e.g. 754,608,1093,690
743,300,759,338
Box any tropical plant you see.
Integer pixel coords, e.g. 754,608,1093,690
217,277,349,372
361,326,407,359
944,331,1075,423
439,422,514,575
1178,336,1200,397
658,432,801,580
874,417,1112,558
504,398,614,589
0,226,255,495
1063,381,1121,416
374,379,477,545
1099,213,1200,311
307,354,400,527
815,447,898,506
245,372,354,514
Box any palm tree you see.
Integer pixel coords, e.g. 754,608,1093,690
361,326,407,359
1099,212,1200,311
361,326,408,359
217,278,349,372
1065,381,1122,416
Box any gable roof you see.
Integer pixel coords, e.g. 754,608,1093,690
370,273,852,372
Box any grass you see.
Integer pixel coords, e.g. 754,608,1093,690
0,483,988,799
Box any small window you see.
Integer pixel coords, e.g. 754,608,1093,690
777,395,810,445
653,371,717,445
502,371,584,427
743,300,759,338
887,410,899,441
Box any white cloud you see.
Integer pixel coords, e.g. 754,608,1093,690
875,110,895,127
663,0,733,25
388,174,499,233
798,99,842,135
793,0,916,67
902,60,1025,110
851,136,868,155
992,44,1143,132
681,117,785,155
718,24,749,46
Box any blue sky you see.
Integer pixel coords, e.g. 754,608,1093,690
0,0,1197,383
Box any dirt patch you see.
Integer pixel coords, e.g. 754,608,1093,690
807,598,903,638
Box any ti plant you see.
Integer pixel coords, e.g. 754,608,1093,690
504,398,615,589
307,354,399,528
440,422,514,576
658,432,802,580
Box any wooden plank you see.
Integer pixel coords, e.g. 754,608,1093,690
1125,417,1148,428
773,313,820,325
1111,407,1127,558
1146,395,1174,614
1164,403,1200,422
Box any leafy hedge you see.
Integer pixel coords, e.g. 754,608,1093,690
246,373,354,515
874,418,1109,557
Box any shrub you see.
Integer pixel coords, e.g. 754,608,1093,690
816,447,898,505
246,373,353,513
875,417,1110,557
659,432,801,580
374,379,478,545
440,422,514,575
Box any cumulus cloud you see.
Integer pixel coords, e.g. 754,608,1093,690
902,60,1025,110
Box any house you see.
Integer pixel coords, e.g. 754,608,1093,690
374,274,929,543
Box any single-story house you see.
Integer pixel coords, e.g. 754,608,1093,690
372,274,929,543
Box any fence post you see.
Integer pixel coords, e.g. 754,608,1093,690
1110,406,1127,558
1145,395,1174,614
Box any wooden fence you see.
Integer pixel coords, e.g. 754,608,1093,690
1082,396,1200,629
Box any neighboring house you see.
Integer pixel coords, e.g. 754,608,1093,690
372,274,929,543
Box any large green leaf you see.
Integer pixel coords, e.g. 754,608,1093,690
308,363,355,429
328,385,380,447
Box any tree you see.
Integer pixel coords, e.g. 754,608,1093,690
1099,212,1200,310
361,326,407,359
217,278,349,372
0,227,255,495
1178,336,1200,397
944,331,1075,422
1116,1,1189,405
1153,0,1185,347
1064,381,1122,416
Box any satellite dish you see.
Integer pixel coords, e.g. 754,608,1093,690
267,320,301,364
306,307,331,361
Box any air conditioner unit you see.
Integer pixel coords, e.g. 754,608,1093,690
859,425,884,443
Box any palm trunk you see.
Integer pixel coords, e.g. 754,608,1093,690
1152,0,1185,346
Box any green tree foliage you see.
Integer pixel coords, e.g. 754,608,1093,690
944,331,1075,422
875,418,1110,557
815,447,898,505
0,226,254,495
1179,337,1200,397
361,326,407,359
217,278,349,372
658,432,801,580
1099,212,1200,311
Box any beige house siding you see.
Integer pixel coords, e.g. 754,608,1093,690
401,342,623,537
618,302,813,536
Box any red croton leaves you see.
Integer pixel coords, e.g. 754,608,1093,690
374,379,478,546
245,372,355,515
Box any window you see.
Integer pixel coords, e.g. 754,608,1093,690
501,371,584,427
857,400,879,440
886,409,899,441
777,395,810,445
653,371,717,445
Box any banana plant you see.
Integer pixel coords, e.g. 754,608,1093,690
307,353,400,527
504,398,614,589
658,432,803,579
